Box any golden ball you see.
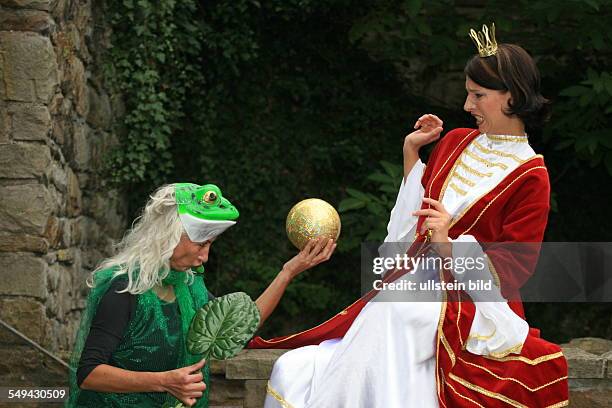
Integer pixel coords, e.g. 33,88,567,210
286,198,341,250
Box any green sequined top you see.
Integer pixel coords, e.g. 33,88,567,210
67,268,210,408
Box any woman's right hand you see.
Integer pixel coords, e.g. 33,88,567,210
404,114,444,154
160,359,207,407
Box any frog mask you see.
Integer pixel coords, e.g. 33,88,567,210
175,183,239,243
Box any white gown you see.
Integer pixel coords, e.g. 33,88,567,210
265,134,536,408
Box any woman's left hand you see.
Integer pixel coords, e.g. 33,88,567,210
413,197,452,257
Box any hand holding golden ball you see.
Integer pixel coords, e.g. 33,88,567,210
286,198,341,250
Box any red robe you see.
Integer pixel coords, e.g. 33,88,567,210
250,128,569,407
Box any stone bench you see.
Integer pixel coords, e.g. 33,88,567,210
209,337,612,408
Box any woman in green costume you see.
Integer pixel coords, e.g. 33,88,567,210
67,183,336,407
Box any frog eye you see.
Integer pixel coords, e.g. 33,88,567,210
203,191,217,204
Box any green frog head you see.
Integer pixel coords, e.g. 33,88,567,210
175,183,239,244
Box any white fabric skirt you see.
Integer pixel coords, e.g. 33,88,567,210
264,297,442,408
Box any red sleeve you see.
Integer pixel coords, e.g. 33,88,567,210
484,167,550,300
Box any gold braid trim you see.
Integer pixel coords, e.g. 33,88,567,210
488,343,524,358
445,380,485,407
546,400,569,408
467,327,497,342
456,160,493,178
457,356,568,392
449,373,528,408
486,134,529,143
266,381,295,408
452,171,476,187
464,149,509,170
482,351,564,365
473,140,524,163
485,254,501,287
449,182,468,196
440,332,456,366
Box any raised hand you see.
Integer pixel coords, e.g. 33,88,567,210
404,113,444,152
282,237,336,279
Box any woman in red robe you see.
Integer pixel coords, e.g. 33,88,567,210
252,24,569,408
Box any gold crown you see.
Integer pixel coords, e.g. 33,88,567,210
469,23,498,57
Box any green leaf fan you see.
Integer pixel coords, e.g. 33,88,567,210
187,292,260,360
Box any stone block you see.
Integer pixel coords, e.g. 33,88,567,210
0,0,50,10
0,31,58,103
0,233,48,253
0,253,47,298
563,346,605,379
0,142,51,178
0,345,68,388
7,103,51,141
208,375,245,406
569,388,612,408
86,85,112,130
0,297,45,344
244,380,267,408
209,359,227,375
0,8,53,33
0,184,54,235
225,349,289,380
602,350,612,380
63,55,88,117
71,122,90,169
66,167,81,216
44,216,62,248
566,337,612,356
56,248,74,263
0,102,9,143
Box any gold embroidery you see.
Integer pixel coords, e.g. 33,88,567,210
449,373,528,408
452,171,476,187
456,160,493,178
546,400,569,408
467,327,497,341
440,333,456,366
449,182,467,196
488,343,524,358
486,134,529,143
266,381,295,408
460,163,546,234
473,140,524,163
482,351,564,365
457,291,463,348
457,356,568,392
485,254,501,287
465,149,509,170
445,380,485,407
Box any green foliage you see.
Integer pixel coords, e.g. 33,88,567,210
104,0,611,338
338,161,403,249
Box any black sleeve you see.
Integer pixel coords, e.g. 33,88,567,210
76,279,136,387
207,291,215,301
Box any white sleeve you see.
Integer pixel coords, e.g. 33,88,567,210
384,160,425,243
450,234,529,358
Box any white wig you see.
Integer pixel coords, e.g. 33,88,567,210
88,184,193,294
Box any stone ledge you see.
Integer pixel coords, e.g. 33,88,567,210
208,337,612,408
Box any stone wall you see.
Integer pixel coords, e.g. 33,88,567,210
0,0,126,385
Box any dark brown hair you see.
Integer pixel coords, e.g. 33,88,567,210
464,43,550,130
